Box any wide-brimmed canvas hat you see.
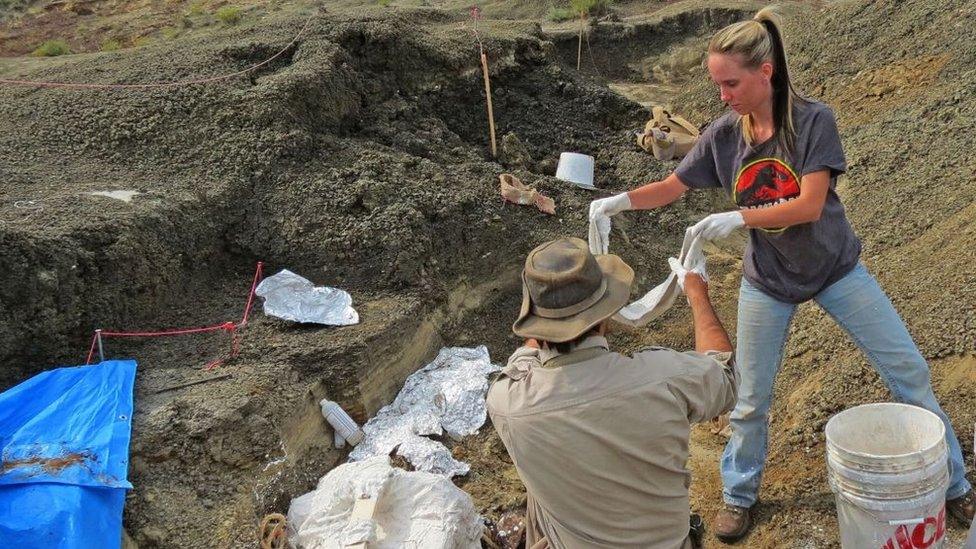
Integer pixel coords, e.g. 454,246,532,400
513,237,634,343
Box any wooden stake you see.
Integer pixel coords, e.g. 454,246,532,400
577,12,584,71
481,51,497,158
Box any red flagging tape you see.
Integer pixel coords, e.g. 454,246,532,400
85,261,264,369
100,322,234,338
84,332,99,366
240,262,264,326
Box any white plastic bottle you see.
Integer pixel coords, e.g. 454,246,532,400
320,399,364,447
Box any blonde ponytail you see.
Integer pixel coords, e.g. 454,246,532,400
708,7,807,151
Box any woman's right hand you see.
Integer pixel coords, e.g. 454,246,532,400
588,193,632,254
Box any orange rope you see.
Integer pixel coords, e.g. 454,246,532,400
84,261,263,369
259,513,287,549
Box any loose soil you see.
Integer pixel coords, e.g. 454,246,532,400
2,0,975,547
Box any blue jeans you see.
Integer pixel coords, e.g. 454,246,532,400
721,263,971,507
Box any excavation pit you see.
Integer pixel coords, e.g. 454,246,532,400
3,1,975,547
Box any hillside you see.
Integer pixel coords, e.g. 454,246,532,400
1,0,974,547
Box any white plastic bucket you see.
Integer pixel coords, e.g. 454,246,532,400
825,403,949,549
555,152,596,189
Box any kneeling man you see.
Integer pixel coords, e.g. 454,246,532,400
488,237,737,548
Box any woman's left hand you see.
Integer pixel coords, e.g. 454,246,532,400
689,211,745,241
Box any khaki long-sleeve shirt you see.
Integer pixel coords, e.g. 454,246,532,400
487,336,737,548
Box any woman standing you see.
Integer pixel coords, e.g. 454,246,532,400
588,8,973,542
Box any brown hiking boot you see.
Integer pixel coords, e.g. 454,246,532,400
713,504,752,543
947,489,976,526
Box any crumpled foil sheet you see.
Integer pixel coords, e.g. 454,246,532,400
349,346,500,477
255,269,359,325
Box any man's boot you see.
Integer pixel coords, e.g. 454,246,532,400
713,504,751,543
688,513,705,548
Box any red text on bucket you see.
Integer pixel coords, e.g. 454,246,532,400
880,505,945,549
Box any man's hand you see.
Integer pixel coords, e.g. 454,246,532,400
689,211,745,241
668,256,708,294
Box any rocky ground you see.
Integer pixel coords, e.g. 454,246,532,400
1,0,975,547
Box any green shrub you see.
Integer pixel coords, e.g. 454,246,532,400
377,0,392,6
32,39,71,57
567,0,612,17
215,6,241,25
187,1,206,16
547,7,575,22
100,38,122,51
0,0,30,12
161,26,181,39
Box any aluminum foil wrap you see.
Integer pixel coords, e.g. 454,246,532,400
255,269,359,325
349,346,500,477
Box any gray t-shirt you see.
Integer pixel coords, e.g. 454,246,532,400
675,101,861,303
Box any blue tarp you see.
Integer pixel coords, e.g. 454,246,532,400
0,360,136,548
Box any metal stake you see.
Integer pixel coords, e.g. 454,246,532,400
96,329,105,363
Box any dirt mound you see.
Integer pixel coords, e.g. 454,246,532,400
0,2,718,546
0,5,636,376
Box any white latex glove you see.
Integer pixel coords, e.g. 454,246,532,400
588,214,611,255
588,193,632,254
589,193,632,220
688,211,745,241
668,256,708,292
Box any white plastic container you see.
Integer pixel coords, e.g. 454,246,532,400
825,403,949,549
555,152,596,190
320,399,364,447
